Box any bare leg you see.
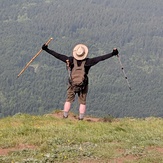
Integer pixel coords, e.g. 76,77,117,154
63,101,71,118
79,104,86,120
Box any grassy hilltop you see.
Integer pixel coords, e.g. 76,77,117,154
0,111,163,163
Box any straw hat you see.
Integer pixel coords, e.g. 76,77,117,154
73,44,88,60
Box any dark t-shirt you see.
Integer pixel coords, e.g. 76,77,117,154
45,48,114,75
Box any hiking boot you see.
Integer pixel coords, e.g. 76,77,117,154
63,115,68,119
78,117,83,121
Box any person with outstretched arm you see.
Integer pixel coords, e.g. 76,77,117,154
42,43,118,120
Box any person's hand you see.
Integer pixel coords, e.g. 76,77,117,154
112,48,119,56
42,44,48,50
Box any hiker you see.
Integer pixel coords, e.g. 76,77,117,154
42,43,118,120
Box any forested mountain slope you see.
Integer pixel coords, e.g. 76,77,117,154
0,0,163,117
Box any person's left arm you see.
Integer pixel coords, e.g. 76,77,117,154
86,48,118,66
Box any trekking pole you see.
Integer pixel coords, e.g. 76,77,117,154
117,54,131,90
17,37,53,78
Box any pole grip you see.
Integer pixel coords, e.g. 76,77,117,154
45,37,53,45
17,38,53,78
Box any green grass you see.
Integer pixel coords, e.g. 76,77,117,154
0,113,163,162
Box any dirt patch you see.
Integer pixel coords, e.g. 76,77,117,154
111,147,163,163
148,146,163,154
0,144,37,156
49,111,102,122
156,147,163,154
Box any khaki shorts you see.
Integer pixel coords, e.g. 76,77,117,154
66,84,88,104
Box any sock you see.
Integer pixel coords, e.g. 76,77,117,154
79,113,84,120
63,111,68,118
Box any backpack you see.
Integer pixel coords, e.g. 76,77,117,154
67,58,88,93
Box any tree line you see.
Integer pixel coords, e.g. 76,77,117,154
0,0,163,118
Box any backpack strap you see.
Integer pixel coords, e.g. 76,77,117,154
73,58,86,70
66,59,71,80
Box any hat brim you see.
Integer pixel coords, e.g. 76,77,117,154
73,44,88,60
